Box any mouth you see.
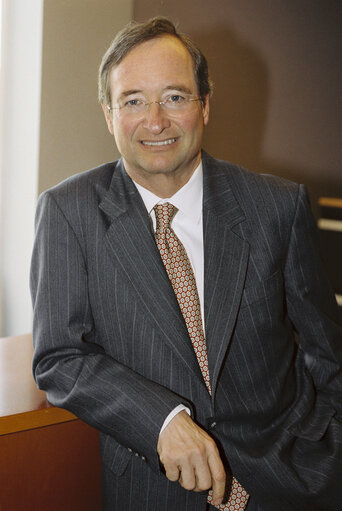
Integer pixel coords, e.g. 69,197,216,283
140,138,177,147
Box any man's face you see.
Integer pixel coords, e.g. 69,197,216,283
102,35,209,187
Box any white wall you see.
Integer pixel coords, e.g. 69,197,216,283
0,0,43,335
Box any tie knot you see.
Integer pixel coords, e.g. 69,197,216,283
154,203,178,232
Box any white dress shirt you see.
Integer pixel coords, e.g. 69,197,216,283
133,163,204,433
134,163,204,320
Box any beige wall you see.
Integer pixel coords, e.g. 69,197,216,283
38,0,133,194
134,0,342,214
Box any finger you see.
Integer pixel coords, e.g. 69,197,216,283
192,462,212,492
208,453,226,506
163,463,180,482
178,465,196,491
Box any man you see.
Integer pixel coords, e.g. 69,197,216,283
30,17,342,511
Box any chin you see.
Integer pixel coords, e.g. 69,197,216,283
140,158,180,176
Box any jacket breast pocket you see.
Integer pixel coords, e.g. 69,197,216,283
240,270,284,310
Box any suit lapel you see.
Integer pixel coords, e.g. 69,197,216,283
99,160,205,383
202,153,250,397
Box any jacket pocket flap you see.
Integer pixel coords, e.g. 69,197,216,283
100,434,132,476
289,401,336,441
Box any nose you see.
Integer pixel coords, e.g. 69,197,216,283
142,102,171,133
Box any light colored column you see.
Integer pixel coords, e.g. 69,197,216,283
0,0,133,335
0,0,43,335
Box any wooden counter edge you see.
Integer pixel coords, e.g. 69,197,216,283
0,406,78,436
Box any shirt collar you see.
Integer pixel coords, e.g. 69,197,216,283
134,162,203,224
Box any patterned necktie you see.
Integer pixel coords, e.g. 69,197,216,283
153,203,249,511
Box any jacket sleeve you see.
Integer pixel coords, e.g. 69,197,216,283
283,184,342,415
30,190,188,471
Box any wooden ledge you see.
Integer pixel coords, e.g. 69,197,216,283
0,334,77,435
0,406,77,436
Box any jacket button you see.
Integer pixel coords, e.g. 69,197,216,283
210,421,217,429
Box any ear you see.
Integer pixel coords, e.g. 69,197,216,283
101,103,114,135
201,94,210,126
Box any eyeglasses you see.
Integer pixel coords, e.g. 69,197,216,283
107,94,202,116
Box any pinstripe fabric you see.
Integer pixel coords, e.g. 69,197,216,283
31,152,342,511
153,202,249,510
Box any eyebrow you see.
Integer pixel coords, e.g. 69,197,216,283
118,85,194,100
119,89,143,98
164,85,193,95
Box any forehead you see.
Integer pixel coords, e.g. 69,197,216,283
109,35,197,96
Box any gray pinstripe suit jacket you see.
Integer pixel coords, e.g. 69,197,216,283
31,152,342,511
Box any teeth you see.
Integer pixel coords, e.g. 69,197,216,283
142,138,176,146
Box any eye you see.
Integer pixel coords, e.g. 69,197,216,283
125,98,143,108
168,94,185,103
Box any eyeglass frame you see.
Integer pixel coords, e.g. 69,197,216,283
106,94,203,116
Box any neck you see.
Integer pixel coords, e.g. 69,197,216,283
124,159,201,198
134,173,193,198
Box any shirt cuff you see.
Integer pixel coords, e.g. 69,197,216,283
159,404,191,435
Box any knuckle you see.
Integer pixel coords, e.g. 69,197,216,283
215,472,226,483
160,450,176,465
168,473,179,482
206,438,218,451
182,481,196,491
192,445,205,458
165,467,180,482
196,481,211,491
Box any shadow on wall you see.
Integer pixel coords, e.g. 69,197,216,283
192,23,342,217
196,25,269,174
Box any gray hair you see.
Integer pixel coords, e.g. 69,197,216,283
98,17,213,107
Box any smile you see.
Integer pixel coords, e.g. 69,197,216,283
141,138,177,146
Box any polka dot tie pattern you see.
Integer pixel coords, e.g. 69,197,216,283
153,203,249,511
153,203,211,393
207,479,249,510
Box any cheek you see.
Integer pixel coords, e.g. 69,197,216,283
113,118,137,144
179,113,204,135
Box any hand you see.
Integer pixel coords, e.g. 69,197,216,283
157,410,226,506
